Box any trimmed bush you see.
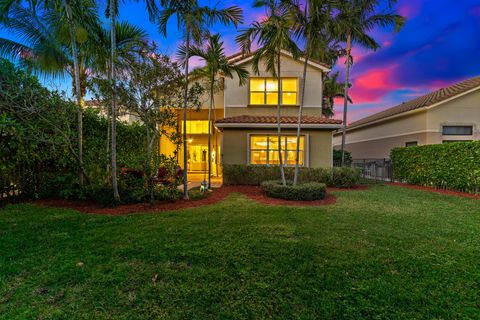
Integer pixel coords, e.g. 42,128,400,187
391,141,480,193
222,165,360,188
261,180,326,201
333,149,352,166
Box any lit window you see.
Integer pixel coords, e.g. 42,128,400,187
249,135,305,166
181,120,210,134
442,125,473,136
249,78,298,105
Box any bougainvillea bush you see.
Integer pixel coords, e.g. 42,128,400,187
391,142,480,193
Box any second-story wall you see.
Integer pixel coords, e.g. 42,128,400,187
223,54,325,118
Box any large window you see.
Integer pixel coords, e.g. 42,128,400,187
181,120,211,134
442,125,473,136
249,78,298,105
249,135,305,166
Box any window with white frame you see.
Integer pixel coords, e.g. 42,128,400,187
249,78,298,105
249,135,305,166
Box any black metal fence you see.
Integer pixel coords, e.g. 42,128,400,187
335,158,394,182
0,166,44,207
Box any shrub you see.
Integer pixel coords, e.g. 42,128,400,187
222,165,360,188
333,149,352,166
261,180,326,201
391,141,480,193
154,185,182,202
188,188,209,200
331,167,361,188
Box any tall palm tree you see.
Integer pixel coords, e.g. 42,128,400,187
0,2,146,189
107,0,120,201
0,0,96,184
236,0,300,186
291,0,333,185
178,33,248,189
335,0,404,166
155,0,243,199
322,72,352,118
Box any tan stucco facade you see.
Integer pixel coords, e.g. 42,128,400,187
333,87,480,159
224,54,325,117
161,53,339,172
222,129,334,168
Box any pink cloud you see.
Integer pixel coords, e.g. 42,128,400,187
349,66,399,103
398,3,420,18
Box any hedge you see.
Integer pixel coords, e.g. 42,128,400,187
222,165,360,188
391,141,480,193
261,180,326,201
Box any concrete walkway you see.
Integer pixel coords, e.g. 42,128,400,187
186,173,223,189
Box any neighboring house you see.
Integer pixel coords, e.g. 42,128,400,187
333,76,480,159
84,100,141,125
160,51,342,176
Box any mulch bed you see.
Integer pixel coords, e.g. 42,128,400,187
32,185,370,215
386,182,480,200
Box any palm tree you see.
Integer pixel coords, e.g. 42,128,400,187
0,1,96,184
107,0,120,201
322,72,352,118
178,33,248,189
155,0,243,199
335,0,405,166
236,0,300,186
291,0,334,185
0,2,146,189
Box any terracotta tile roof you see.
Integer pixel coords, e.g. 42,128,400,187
216,115,342,125
348,76,480,129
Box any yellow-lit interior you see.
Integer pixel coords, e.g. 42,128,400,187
181,120,210,134
249,78,298,105
250,135,304,165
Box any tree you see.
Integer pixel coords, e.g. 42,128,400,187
0,0,96,186
236,0,300,186
0,1,146,186
114,48,185,202
178,33,248,189
154,0,243,199
322,72,352,117
291,0,334,185
335,0,404,166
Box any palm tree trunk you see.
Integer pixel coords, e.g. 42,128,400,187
277,51,286,185
110,1,120,201
207,75,214,189
341,32,352,167
182,30,190,200
65,0,84,187
294,50,309,185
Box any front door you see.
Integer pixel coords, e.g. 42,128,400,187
187,144,208,172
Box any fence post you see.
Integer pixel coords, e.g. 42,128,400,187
363,159,366,179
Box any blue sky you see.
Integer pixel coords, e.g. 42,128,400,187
1,0,480,122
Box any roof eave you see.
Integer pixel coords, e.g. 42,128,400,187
215,123,342,129
229,50,331,73
338,85,480,134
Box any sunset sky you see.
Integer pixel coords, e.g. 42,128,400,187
1,0,480,123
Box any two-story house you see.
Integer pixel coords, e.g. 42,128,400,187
160,51,343,177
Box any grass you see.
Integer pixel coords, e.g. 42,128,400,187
1,185,480,319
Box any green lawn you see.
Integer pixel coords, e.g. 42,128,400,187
1,186,480,319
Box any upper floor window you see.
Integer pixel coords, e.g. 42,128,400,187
249,78,298,106
442,125,473,136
